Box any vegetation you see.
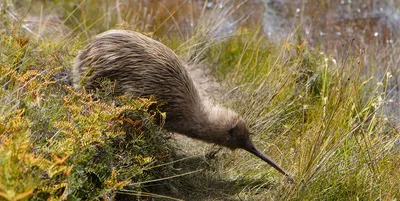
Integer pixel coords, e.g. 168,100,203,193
1,0,399,200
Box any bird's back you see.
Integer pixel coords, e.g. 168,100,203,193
72,30,202,132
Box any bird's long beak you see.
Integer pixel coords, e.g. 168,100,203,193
244,140,294,181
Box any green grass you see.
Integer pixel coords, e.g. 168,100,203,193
1,0,399,200
206,31,400,200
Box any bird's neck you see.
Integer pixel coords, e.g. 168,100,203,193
182,100,239,145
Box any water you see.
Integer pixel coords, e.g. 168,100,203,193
6,0,400,45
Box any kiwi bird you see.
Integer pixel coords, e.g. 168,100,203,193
72,29,293,180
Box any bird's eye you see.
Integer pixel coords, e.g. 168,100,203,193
228,127,235,136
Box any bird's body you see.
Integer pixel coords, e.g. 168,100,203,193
72,30,239,146
72,30,292,179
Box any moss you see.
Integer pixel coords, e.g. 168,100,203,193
0,25,172,200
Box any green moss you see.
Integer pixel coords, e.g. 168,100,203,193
0,23,172,200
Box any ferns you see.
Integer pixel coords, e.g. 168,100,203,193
0,26,169,200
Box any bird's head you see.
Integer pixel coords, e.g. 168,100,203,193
222,119,294,181
222,119,251,150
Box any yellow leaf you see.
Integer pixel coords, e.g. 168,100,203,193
0,123,5,135
52,154,69,165
0,191,12,201
11,34,30,48
142,156,153,164
14,189,33,200
63,165,74,177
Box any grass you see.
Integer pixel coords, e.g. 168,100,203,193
208,31,400,200
1,0,400,200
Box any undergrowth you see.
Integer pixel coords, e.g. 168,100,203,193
0,28,172,200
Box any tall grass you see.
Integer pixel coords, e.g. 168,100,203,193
207,30,400,199
1,0,399,200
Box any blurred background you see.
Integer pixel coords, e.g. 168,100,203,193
7,0,398,125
